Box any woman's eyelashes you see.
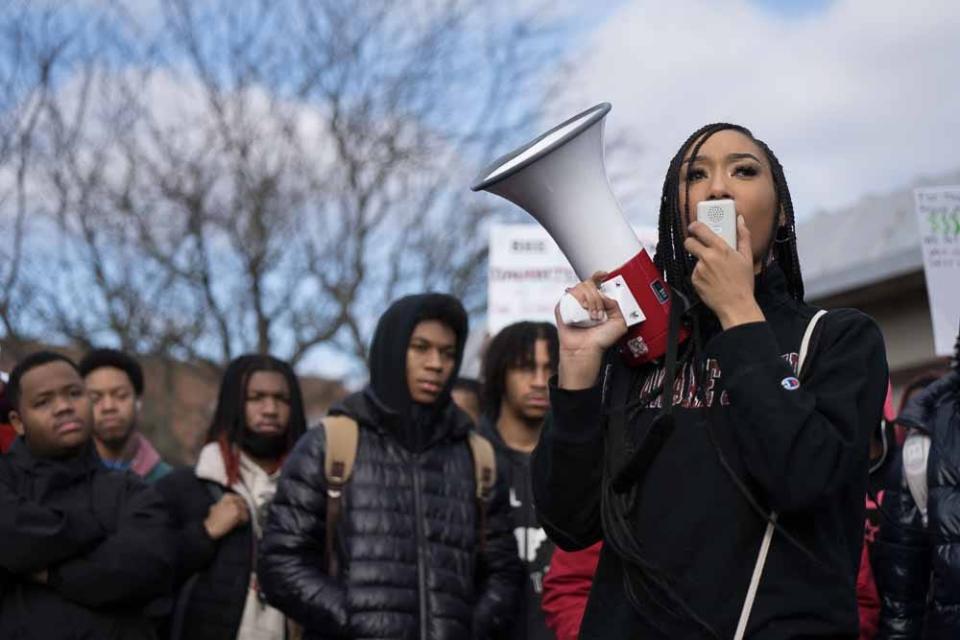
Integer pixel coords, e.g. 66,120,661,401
732,163,760,178
684,163,760,183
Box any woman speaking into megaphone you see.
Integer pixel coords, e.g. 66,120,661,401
531,125,889,639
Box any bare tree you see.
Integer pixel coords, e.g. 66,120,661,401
6,0,566,373
0,6,72,357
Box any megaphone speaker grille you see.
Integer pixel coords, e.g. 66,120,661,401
705,205,725,223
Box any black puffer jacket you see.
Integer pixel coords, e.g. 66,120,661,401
876,371,960,639
478,417,554,640
259,293,523,640
0,439,174,640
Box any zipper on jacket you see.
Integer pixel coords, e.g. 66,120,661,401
411,454,429,640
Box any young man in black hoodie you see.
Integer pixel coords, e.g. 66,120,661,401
480,321,558,640
534,125,888,639
259,293,523,639
0,351,174,639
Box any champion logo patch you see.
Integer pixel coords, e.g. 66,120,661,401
780,376,800,391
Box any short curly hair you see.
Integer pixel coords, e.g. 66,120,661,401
78,348,144,396
7,351,79,412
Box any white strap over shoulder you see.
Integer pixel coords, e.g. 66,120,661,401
798,310,828,377
734,309,828,640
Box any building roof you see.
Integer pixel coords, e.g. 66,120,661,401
798,171,960,300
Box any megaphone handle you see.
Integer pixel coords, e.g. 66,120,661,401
558,292,605,328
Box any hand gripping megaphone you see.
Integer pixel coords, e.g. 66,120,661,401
471,103,688,366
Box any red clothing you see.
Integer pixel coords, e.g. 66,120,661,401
857,540,879,639
541,542,602,640
0,381,13,453
856,384,895,639
0,423,15,453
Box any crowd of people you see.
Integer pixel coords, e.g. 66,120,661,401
1,120,958,640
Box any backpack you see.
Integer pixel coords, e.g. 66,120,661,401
320,415,497,577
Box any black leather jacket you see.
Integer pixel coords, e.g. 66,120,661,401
258,391,523,640
876,371,960,639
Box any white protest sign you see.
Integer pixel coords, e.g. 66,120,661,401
914,187,960,356
487,223,657,335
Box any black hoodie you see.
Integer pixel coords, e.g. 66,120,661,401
365,292,469,452
0,438,174,639
260,293,524,639
479,415,554,640
531,265,888,640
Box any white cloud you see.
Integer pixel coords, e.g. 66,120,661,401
550,0,960,224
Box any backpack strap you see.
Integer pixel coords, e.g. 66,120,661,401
734,309,827,640
798,310,828,379
467,431,496,554
322,415,359,577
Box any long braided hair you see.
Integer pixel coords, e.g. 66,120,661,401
598,124,810,636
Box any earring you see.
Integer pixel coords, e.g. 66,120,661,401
773,225,791,244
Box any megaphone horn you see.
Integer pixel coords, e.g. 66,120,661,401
471,103,688,366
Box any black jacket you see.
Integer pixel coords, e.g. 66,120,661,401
876,371,960,639
0,439,174,640
259,293,524,640
478,417,554,640
532,266,888,639
153,466,253,640
260,394,522,640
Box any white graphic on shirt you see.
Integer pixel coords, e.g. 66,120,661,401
514,526,548,563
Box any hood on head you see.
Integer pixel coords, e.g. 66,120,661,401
367,292,468,418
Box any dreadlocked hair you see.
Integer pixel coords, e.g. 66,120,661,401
653,123,805,302
481,321,559,419
206,354,308,486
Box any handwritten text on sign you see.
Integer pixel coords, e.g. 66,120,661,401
914,187,960,356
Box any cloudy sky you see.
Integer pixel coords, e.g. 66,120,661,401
545,0,960,225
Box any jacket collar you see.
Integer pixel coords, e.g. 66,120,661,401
331,388,474,450
898,371,960,434
753,263,793,311
5,438,101,501
195,440,280,487
195,441,230,487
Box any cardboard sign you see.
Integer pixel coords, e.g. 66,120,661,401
488,223,657,335
914,187,960,356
